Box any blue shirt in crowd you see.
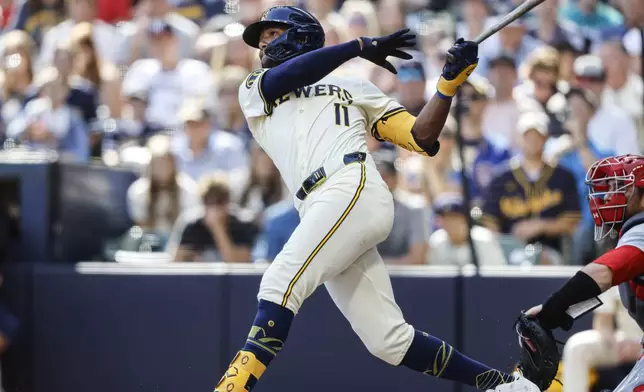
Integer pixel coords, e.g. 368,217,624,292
252,200,300,262
171,129,249,182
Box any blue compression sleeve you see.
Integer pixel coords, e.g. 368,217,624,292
261,40,361,102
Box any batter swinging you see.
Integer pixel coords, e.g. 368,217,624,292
215,6,539,392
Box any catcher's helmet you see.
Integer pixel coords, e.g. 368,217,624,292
243,6,325,65
586,154,644,240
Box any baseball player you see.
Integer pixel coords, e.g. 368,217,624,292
524,154,644,392
215,6,538,392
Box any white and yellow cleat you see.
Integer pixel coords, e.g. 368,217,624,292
487,372,541,392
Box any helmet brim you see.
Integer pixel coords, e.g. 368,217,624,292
243,21,291,49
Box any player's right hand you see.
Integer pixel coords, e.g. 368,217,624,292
436,38,479,97
358,29,415,74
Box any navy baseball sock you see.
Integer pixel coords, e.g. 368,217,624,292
215,300,294,392
401,330,513,391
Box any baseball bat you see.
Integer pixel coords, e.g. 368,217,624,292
445,0,546,64
472,0,547,44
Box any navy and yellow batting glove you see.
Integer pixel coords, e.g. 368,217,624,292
436,38,479,98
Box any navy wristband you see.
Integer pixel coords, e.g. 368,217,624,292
435,90,451,100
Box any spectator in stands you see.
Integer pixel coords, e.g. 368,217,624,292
110,89,158,144
119,0,199,65
427,192,506,266
397,61,426,116
67,22,122,157
126,135,201,239
122,18,213,131
535,0,578,49
482,111,580,265
478,17,541,77
214,65,251,145
336,0,379,78
514,46,568,137
422,116,460,203
374,150,429,265
28,38,99,139
195,14,240,63
8,0,65,46
0,31,35,131
376,0,405,36
545,88,610,264
304,0,339,22
321,18,348,48
559,0,624,50
598,39,644,148
171,0,221,25
174,174,258,262
7,67,89,162
481,53,520,151
39,0,123,67
573,54,640,155
68,22,122,119
552,40,583,85
238,142,286,223
252,199,299,263
456,77,511,204
458,0,491,38
171,97,248,184
209,33,256,77
620,0,644,76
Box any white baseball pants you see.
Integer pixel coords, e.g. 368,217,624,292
258,159,415,365
563,330,641,392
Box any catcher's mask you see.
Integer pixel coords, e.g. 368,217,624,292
585,154,644,240
243,6,325,65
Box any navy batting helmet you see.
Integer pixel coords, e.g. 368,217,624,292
243,6,325,65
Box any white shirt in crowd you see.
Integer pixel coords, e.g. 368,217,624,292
587,103,640,155
624,28,642,57
603,72,644,150
481,98,521,150
39,19,124,67
427,226,507,266
603,73,644,121
123,58,213,129
126,172,202,236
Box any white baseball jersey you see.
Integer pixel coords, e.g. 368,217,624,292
238,68,403,195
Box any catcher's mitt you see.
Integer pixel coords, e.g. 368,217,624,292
514,314,562,391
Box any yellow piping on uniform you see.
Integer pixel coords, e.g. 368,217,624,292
281,162,367,307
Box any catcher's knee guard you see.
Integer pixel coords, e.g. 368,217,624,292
215,351,266,392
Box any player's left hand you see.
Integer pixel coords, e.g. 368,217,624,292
358,28,416,74
524,305,542,317
436,38,479,97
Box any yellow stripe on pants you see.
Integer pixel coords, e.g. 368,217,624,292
281,162,367,307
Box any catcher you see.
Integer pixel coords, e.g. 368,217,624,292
517,154,644,392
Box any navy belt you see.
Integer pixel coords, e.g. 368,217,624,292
295,152,366,201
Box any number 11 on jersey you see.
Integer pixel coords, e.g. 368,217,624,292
334,103,349,126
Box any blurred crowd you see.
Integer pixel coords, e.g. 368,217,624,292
0,0,641,266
